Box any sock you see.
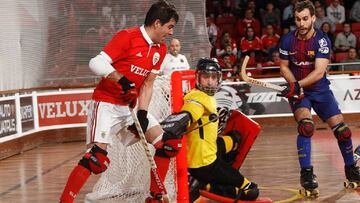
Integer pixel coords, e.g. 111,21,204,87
297,134,311,168
149,155,170,196
338,139,354,166
60,165,91,203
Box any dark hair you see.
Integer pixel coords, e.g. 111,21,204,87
294,0,315,16
144,0,179,26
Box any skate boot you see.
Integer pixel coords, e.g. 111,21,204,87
344,163,360,189
235,181,259,201
354,145,360,163
299,166,319,198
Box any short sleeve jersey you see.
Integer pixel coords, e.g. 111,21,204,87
279,29,331,92
92,26,167,104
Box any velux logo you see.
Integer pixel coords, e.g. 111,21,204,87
38,100,91,118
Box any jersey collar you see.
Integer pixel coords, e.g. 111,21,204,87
140,25,160,47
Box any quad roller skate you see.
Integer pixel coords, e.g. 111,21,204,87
344,163,360,189
354,145,360,163
299,167,319,198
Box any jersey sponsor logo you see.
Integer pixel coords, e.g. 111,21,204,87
153,52,160,65
318,38,328,47
293,61,313,66
136,52,142,57
308,51,315,61
130,64,150,76
279,48,288,55
319,47,329,54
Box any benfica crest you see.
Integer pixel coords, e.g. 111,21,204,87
153,52,160,65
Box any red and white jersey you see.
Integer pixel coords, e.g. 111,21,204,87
93,26,167,104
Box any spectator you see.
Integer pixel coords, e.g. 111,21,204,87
257,50,281,75
239,27,263,66
226,62,240,81
321,22,335,47
236,9,261,37
220,54,235,78
261,24,280,55
161,38,190,76
326,0,345,24
206,15,218,46
314,6,335,33
350,0,360,22
216,32,237,57
334,22,357,53
282,0,295,26
260,2,281,29
341,47,360,71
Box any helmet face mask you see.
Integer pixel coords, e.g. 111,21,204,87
195,58,222,96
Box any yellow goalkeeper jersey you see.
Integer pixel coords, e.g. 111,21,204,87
181,89,219,168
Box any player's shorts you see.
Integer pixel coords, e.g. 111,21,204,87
86,100,159,145
289,89,341,121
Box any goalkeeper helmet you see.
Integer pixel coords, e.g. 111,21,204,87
195,58,222,96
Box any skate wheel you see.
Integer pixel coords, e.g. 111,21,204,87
299,189,311,197
312,189,320,197
344,181,358,189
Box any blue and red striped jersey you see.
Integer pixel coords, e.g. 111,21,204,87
279,29,331,92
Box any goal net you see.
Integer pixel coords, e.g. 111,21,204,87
85,71,196,203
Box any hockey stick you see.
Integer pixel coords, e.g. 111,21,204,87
129,109,168,201
240,55,285,92
184,113,218,134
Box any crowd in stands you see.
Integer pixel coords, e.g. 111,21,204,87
206,0,360,78
45,0,360,86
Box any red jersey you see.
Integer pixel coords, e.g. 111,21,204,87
240,36,263,53
261,34,280,50
92,26,167,104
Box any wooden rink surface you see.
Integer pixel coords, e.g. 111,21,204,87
0,121,360,203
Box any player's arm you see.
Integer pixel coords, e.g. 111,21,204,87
297,58,328,87
138,72,157,111
279,59,296,83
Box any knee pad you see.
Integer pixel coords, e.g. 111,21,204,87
297,118,315,138
155,132,182,158
333,123,352,142
79,145,110,174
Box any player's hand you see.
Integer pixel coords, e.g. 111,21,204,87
118,76,137,107
277,81,304,100
118,76,135,92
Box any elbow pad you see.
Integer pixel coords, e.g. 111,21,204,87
89,51,115,77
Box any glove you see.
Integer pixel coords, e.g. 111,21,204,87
118,76,137,107
118,76,135,92
277,81,304,100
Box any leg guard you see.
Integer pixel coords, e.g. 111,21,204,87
222,110,261,169
79,144,110,174
297,118,315,138
332,123,354,165
60,145,109,203
154,132,183,158
332,122,352,142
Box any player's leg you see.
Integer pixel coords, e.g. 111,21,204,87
188,158,259,201
326,114,360,182
291,97,318,191
60,101,127,203
143,112,190,201
313,90,360,182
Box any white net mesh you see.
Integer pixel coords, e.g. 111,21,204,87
85,75,177,203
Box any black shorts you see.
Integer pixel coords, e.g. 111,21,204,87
188,157,245,187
